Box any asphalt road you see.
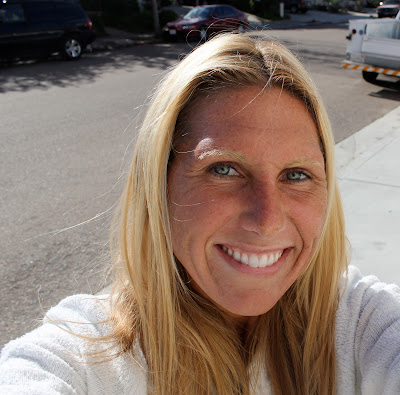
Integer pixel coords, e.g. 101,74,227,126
1,27,399,347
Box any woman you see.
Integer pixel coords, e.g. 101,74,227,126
1,33,400,394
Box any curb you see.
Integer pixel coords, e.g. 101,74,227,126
90,37,161,52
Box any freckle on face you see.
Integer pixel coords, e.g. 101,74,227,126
168,86,327,323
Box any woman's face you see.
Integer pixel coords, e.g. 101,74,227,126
168,86,327,323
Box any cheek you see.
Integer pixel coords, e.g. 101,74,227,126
296,192,327,244
168,180,212,256
169,196,233,242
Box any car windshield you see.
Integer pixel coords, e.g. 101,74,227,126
184,7,213,19
383,0,399,4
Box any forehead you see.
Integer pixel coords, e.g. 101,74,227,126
176,86,321,161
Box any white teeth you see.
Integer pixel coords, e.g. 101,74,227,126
260,254,269,267
249,254,258,268
221,245,284,268
268,254,275,266
241,253,249,265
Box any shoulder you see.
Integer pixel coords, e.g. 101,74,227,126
1,293,112,361
338,265,400,322
336,265,400,393
0,294,147,394
43,293,112,337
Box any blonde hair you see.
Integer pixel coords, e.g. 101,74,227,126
109,34,348,394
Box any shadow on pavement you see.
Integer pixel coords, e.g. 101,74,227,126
0,42,193,94
369,87,400,101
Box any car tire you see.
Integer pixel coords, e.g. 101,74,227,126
362,70,378,83
238,23,246,33
200,26,208,41
61,36,82,60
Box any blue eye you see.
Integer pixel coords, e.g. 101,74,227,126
212,164,239,177
286,170,308,182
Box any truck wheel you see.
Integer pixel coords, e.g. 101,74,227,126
362,71,378,83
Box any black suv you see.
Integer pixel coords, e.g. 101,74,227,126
0,0,95,61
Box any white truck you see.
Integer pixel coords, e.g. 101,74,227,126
343,11,400,83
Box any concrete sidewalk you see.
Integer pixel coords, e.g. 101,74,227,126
337,105,400,286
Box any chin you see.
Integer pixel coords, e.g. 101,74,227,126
213,292,282,321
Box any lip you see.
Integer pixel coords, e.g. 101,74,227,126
216,244,292,275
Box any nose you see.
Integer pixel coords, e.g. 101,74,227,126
239,182,286,238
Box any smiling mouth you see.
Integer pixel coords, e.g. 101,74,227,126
220,245,284,268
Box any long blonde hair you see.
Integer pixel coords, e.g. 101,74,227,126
109,34,347,394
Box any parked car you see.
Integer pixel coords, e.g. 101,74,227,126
377,0,400,18
283,0,311,14
162,5,248,41
0,0,96,61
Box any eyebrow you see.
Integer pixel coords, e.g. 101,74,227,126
285,159,325,169
197,149,247,163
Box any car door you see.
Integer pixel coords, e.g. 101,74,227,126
22,2,63,56
0,3,28,59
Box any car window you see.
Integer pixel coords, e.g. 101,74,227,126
214,6,225,17
184,7,212,19
383,0,399,4
0,4,26,23
24,3,56,23
53,3,85,20
223,6,237,17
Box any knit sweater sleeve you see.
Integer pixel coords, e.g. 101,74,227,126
336,266,400,394
0,294,147,395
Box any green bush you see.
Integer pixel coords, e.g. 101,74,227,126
159,9,179,27
160,0,173,7
252,0,281,19
81,0,178,33
366,0,380,7
103,10,154,33
327,0,340,12
313,4,328,11
234,0,253,12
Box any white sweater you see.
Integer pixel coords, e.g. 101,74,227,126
1,265,400,394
